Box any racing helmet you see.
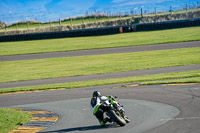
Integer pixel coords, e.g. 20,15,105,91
93,91,101,98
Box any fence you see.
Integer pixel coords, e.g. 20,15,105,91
133,18,200,31
0,18,133,36
0,18,199,42
1,6,200,35
138,10,200,23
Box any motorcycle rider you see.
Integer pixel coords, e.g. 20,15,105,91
90,91,129,126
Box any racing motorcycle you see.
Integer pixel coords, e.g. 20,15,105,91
102,96,130,126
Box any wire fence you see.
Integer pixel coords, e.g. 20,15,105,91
0,3,200,35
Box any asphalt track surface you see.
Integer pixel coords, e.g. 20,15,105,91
0,41,199,61
1,83,200,133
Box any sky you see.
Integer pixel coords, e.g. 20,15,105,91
0,0,200,24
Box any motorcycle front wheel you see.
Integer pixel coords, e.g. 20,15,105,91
108,110,126,126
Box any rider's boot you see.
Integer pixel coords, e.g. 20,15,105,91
103,117,112,123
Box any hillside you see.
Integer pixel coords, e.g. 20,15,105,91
0,8,200,36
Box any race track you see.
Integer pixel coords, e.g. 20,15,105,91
12,98,179,133
0,41,199,61
1,83,200,133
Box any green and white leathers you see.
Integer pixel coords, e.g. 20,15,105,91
91,96,108,114
90,93,114,126
91,91,130,126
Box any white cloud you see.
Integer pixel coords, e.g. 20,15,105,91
112,0,129,3
52,0,96,11
113,0,173,7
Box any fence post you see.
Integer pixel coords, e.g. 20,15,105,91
16,23,18,30
59,18,61,26
49,20,51,27
170,5,172,14
132,10,134,18
141,8,143,17
59,19,61,31
70,18,72,26
26,22,29,29
95,16,97,23
186,4,188,12
5,24,7,31
82,17,85,24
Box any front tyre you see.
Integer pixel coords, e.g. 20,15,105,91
108,110,126,126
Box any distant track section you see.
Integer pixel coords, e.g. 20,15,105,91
0,41,200,61
0,64,199,89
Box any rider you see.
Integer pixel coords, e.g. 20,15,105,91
90,91,129,126
90,91,112,126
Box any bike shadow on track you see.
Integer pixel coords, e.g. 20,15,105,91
40,124,119,133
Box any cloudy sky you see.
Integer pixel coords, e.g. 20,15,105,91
0,0,199,24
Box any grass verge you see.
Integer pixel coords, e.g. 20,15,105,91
0,70,199,94
0,47,200,83
0,26,200,56
0,108,32,133
141,77,200,85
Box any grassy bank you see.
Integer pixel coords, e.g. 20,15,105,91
0,108,31,133
0,70,199,94
1,8,199,32
0,47,199,83
0,16,130,31
0,26,200,56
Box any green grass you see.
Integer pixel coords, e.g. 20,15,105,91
0,70,199,94
141,77,200,85
145,8,200,16
0,47,200,83
1,8,199,31
0,16,129,31
0,26,200,56
0,108,32,133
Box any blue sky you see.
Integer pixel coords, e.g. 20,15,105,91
0,0,199,24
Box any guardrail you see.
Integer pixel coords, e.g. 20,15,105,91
0,18,199,42
133,18,200,31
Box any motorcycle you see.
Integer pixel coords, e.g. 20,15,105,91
102,96,130,126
